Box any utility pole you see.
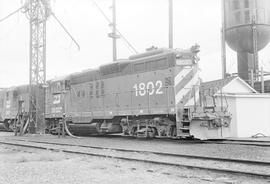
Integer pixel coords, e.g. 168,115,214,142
112,0,117,61
108,0,119,61
221,0,227,79
168,0,173,49
27,0,50,133
261,67,264,93
91,0,137,55
252,15,258,83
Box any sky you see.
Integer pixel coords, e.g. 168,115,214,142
0,0,270,87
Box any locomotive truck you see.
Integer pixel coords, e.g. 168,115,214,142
0,45,231,139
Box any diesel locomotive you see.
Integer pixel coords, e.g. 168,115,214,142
0,45,231,139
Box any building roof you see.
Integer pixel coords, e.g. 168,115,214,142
200,76,257,96
200,76,236,93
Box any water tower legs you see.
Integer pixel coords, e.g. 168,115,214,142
237,52,258,84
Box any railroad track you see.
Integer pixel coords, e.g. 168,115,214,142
47,134,270,148
205,140,270,148
0,139,269,178
46,134,270,148
2,131,269,148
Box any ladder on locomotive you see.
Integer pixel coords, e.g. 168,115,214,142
178,85,195,138
178,108,191,138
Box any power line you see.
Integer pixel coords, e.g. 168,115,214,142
0,6,24,23
0,12,21,40
39,0,80,51
51,12,80,51
91,0,138,54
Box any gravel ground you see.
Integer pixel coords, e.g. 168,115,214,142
0,144,269,184
2,139,269,175
1,132,269,162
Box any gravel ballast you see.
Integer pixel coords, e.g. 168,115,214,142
1,133,269,162
0,144,269,184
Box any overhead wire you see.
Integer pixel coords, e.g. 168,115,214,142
0,10,21,40
120,38,134,55
91,0,138,54
51,13,80,51
39,0,80,51
0,6,24,23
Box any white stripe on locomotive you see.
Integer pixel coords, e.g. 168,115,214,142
175,71,199,106
174,67,191,86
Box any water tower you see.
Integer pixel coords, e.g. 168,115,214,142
222,0,270,83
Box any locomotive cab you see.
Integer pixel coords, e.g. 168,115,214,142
45,76,71,134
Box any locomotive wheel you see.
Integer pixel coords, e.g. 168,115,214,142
148,127,157,138
135,127,157,139
9,120,16,132
3,121,11,132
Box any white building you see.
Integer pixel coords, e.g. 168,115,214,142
192,76,270,139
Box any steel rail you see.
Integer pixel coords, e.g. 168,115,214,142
0,140,269,179
205,140,270,148
12,132,270,148
221,139,270,143
1,131,269,147
8,138,270,166
7,138,270,166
